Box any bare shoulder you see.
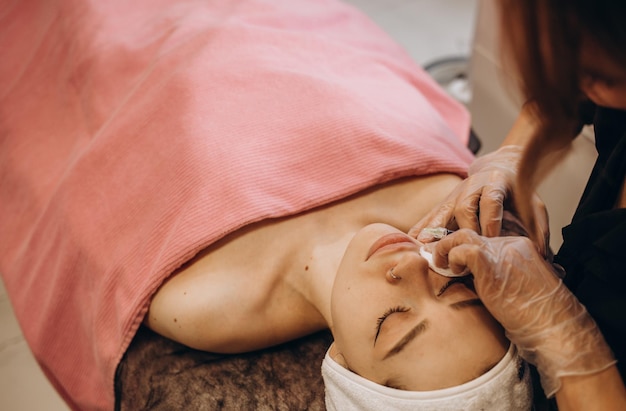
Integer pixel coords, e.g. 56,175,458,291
145,214,327,353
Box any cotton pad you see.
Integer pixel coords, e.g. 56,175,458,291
419,246,470,277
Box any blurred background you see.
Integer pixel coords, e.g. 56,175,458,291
0,0,595,409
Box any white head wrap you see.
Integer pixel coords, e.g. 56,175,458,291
321,343,533,410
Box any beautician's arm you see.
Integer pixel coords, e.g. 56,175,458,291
499,103,540,146
557,367,626,411
409,106,548,249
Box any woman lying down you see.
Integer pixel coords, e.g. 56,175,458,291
1,0,531,409
146,191,534,410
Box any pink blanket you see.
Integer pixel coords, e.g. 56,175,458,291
0,0,472,409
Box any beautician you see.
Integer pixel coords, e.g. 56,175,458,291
411,1,626,410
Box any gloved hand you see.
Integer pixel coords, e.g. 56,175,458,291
429,229,616,398
409,145,550,256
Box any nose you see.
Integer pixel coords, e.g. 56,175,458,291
386,252,442,294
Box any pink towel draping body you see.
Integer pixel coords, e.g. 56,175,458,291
0,0,473,409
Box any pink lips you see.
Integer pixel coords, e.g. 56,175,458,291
366,233,416,260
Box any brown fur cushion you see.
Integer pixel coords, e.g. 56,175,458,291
115,326,332,410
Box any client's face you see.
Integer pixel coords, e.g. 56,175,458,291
330,223,508,391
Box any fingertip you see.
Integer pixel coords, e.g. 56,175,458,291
408,225,422,239
417,233,436,243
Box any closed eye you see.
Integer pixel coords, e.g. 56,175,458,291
374,306,409,345
436,276,475,297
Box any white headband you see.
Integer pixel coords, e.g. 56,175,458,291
321,343,533,410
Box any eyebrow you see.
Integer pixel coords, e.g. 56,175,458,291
449,298,483,310
383,320,428,360
382,298,484,360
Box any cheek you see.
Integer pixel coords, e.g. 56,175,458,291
331,283,377,344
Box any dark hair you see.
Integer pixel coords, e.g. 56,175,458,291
496,0,626,243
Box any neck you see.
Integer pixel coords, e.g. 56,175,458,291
300,229,356,330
